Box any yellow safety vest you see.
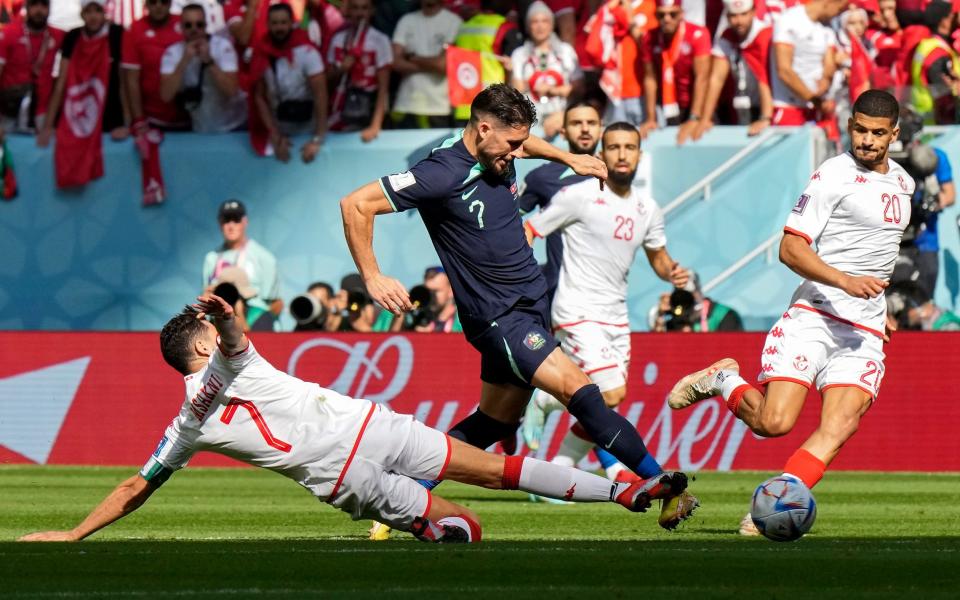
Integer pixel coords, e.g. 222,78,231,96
453,13,507,120
911,36,960,123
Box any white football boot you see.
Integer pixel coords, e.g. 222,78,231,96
668,358,740,409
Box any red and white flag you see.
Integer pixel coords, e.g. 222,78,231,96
446,46,482,107
54,32,110,189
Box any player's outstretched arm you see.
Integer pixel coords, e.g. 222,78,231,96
18,475,156,542
779,233,887,299
192,294,247,355
340,182,412,315
519,135,608,186
645,247,689,288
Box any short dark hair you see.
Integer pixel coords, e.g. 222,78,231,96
268,3,293,18
160,312,208,375
308,281,334,297
602,121,641,146
564,98,603,123
470,84,538,128
852,90,899,125
181,3,205,16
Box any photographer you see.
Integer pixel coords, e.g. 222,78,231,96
892,109,955,298
649,273,743,332
886,282,960,331
207,266,263,332
289,282,336,331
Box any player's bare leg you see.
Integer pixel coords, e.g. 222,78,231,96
788,386,873,483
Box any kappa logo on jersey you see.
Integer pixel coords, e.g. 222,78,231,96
770,327,785,338
387,171,417,192
793,354,809,372
523,332,546,351
594,197,606,205
792,194,810,215
811,171,821,181
763,346,779,356
855,175,868,184
761,364,774,373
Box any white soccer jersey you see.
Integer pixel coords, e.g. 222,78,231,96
771,5,835,108
526,178,666,326
140,341,374,499
783,152,914,335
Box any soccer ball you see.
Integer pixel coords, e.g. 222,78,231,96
750,475,817,542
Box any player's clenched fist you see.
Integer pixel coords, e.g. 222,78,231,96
566,153,608,186
366,273,412,315
839,275,888,299
18,531,78,542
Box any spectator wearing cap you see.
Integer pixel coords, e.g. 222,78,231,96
326,0,392,142
159,3,247,132
202,199,281,329
768,0,846,139
510,1,582,139
0,0,63,136
249,2,328,164
911,3,960,124
390,0,461,129
687,0,772,143
122,0,189,134
640,0,712,141
208,264,275,331
330,273,392,332
37,0,128,148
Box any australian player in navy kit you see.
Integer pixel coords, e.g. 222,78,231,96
340,85,693,530
518,100,602,297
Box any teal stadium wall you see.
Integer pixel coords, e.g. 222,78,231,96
1,127,957,331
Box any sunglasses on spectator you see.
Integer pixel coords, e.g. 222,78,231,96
656,10,682,19
182,20,206,30
220,216,243,224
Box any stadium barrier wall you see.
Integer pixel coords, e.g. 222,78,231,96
0,127,815,332
2,331,957,472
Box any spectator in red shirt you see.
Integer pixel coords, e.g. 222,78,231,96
0,0,63,135
122,0,188,134
866,0,902,89
640,0,711,141
688,0,772,143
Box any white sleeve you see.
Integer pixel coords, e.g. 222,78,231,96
511,47,525,82
375,32,393,68
783,168,842,245
392,14,411,46
214,38,239,73
160,44,181,75
643,201,667,249
211,338,260,374
563,44,582,81
773,15,797,46
712,37,731,60
139,417,197,485
525,186,582,237
326,32,342,66
301,45,324,76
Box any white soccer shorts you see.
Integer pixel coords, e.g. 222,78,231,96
327,404,451,529
555,321,631,392
757,305,886,399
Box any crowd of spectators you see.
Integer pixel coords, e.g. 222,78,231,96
5,0,960,150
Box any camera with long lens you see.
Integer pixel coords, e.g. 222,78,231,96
404,285,436,330
663,289,697,331
889,110,942,243
212,282,241,307
289,294,329,330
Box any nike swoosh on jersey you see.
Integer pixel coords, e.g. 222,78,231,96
462,186,479,201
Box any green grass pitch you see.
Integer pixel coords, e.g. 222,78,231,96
2,466,960,598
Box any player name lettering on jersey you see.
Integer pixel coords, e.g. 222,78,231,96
188,372,223,420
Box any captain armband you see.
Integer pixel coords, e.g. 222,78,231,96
140,458,175,488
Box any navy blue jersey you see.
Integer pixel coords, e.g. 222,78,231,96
379,132,547,323
518,162,591,294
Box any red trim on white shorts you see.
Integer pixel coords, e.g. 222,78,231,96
327,403,377,503
584,364,619,376
783,226,812,244
553,319,630,331
820,383,875,400
789,303,885,339
436,435,453,480
526,221,543,238
760,376,812,389
421,491,433,519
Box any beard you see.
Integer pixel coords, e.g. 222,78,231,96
608,168,637,188
271,29,292,46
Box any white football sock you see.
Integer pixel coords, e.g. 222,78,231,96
518,457,617,502
717,370,748,401
552,427,594,467
605,463,626,480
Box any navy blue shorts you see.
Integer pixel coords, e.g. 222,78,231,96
461,295,559,389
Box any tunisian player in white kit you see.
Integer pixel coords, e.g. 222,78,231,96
668,90,913,534
20,295,673,544
523,123,693,499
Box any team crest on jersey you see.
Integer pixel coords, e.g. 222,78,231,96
524,332,546,351
792,194,810,215
793,354,809,372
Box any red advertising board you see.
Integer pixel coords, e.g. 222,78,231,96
1,332,958,471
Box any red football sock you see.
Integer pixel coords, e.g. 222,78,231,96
726,384,753,417
783,448,826,489
501,455,524,490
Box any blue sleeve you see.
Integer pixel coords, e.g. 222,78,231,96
935,148,953,184
379,157,457,212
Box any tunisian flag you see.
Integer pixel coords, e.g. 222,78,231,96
55,32,110,189
446,46,482,107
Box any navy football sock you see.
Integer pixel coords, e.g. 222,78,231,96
418,410,519,491
566,384,663,478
